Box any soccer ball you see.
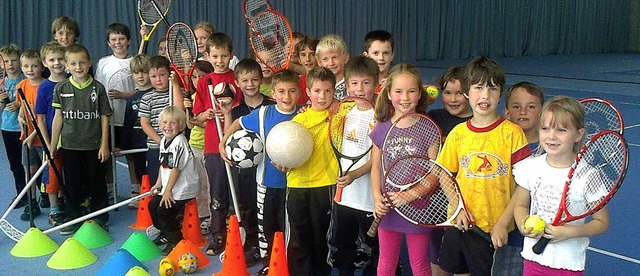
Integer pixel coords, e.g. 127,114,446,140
225,129,264,168
178,252,198,274
266,121,313,168
213,82,236,105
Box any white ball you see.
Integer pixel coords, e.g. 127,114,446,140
225,129,264,169
266,121,313,168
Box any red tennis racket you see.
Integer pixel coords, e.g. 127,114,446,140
367,113,442,236
243,0,272,26
532,130,628,254
166,22,198,114
329,97,375,202
0,53,7,104
249,9,294,72
138,0,171,54
579,98,624,140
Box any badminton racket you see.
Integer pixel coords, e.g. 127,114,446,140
329,97,375,202
0,53,7,104
579,98,624,140
249,9,294,72
532,130,628,254
138,0,171,54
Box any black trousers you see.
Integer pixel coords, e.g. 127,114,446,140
257,184,286,266
329,204,379,276
287,186,333,276
234,166,259,250
148,195,190,243
205,153,229,239
60,148,109,222
2,131,26,196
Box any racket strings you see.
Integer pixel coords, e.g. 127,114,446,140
330,101,374,157
382,114,441,169
167,25,197,72
108,68,134,91
582,101,622,139
250,11,292,71
566,132,626,217
244,0,270,21
139,0,170,24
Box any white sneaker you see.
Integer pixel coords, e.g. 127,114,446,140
200,218,211,235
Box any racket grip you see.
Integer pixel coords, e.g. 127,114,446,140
141,40,149,54
367,215,383,237
334,186,343,202
470,226,493,246
532,237,551,254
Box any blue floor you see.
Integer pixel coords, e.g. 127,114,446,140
1,53,639,275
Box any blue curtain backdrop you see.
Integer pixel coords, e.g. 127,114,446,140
0,0,631,65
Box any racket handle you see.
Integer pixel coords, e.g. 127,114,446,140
470,226,493,246
141,40,149,54
532,237,551,254
367,215,383,237
334,186,343,202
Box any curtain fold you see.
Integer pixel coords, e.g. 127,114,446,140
0,0,631,64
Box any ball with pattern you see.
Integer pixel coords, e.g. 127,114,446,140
178,252,198,274
225,129,264,168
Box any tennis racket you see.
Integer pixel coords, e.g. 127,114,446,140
138,0,171,54
0,53,7,104
579,98,624,140
243,0,273,26
366,156,492,243
166,22,198,115
367,113,442,236
249,9,294,72
329,97,375,202
532,130,628,254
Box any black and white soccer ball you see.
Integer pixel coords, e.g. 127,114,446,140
225,129,264,169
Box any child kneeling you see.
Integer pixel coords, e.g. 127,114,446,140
149,106,200,255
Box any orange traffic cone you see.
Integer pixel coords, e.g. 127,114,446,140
167,239,210,271
181,199,207,248
267,232,288,276
130,175,153,230
214,215,250,276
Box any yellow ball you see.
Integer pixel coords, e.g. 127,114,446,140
425,85,439,105
178,252,199,274
524,215,545,234
158,257,174,276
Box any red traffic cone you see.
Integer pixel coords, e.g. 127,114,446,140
214,215,250,275
267,232,288,276
130,175,152,230
181,199,207,248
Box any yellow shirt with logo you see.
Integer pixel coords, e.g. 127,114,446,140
436,118,531,232
287,109,339,188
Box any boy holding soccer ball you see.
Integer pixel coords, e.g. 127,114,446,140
218,59,274,267
219,69,299,274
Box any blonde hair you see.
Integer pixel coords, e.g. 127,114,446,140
193,22,216,35
540,95,585,153
21,48,41,61
40,41,66,60
316,34,348,56
130,54,151,73
159,106,187,131
51,16,80,38
0,44,20,57
375,63,428,122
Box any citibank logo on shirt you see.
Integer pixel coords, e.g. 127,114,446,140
461,152,508,179
62,109,100,120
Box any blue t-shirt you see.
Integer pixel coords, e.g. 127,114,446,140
1,75,26,131
240,105,297,189
34,79,58,135
369,119,431,234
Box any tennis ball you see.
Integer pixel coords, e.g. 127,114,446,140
524,215,545,234
425,85,439,105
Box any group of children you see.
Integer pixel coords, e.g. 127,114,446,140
0,14,609,276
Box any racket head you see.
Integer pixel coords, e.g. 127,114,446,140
381,113,442,171
243,0,273,25
0,52,5,92
328,97,375,164
249,10,294,72
138,0,171,25
107,67,135,97
166,22,198,91
554,130,628,225
579,98,624,140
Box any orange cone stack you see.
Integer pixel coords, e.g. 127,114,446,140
214,215,250,276
181,199,207,248
130,175,153,230
267,232,288,276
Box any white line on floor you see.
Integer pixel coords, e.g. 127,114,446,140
588,247,640,265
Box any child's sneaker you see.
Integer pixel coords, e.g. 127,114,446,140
128,186,140,209
153,234,169,246
255,266,269,276
20,200,41,221
205,235,225,256
162,242,177,256
39,194,50,208
48,212,66,226
200,218,211,235
60,223,81,236
244,246,261,267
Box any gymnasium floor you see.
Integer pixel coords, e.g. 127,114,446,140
0,53,638,275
